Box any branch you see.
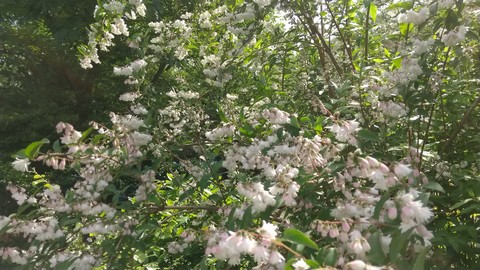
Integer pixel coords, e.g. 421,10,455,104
151,205,219,211
325,1,354,70
364,2,370,63
295,2,344,77
419,48,450,169
440,91,480,155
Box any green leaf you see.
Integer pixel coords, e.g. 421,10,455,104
450,198,472,210
304,260,320,268
24,138,49,159
373,192,391,220
56,258,76,270
300,116,311,123
208,194,223,203
389,229,413,261
445,9,459,31
290,116,300,128
387,1,413,10
424,182,445,193
384,48,391,58
369,3,377,22
358,129,379,141
239,123,255,138
392,57,403,69
285,124,300,136
241,206,253,229
199,257,208,270
399,23,413,36
368,231,386,264
276,127,284,140
314,117,323,133
282,228,318,250
53,140,62,152
226,206,237,230
329,161,345,173
324,247,337,266
32,179,47,186
217,106,229,122
179,188,195,202
81,127,93,141
412,247,428,270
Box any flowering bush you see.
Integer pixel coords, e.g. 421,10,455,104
2,0,480,269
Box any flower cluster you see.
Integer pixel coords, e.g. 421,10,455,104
206,222,285,268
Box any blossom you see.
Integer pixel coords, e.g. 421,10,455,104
328,119,360,145
269,250,285,266
254,0,271,8
442,26,467,46
394,163,412,178
438,0,455,9
412,38,434,55
103,1,125,14
262,108,290,124
119,92,140,102
257,221,278,239
379,101,407,118
113,66,133,76
131,131,152,146
293,259,310,270
398,8,429,25
12,158,30,172
344,260,366,270
110,18,129,36
237,182,276,212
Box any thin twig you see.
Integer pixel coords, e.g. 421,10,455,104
325,1,354,70
150,205,219,211
419,48,450,169
295,1,344,77
364,2,370,63
440,91,480,155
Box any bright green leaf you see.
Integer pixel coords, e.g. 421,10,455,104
369,3,377,22
424,182,445,193
282,228,318,250
25,138,49,159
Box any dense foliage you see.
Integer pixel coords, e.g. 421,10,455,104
1,0,480,269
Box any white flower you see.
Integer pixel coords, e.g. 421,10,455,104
112,18,129,36
174,47,188,60
119,92,140,102
136,4,146,17
253,245,269,263
262,108,290,124
379,101,407,118
257,221,278,239
438,0,455,9
131,131,152,146
254,0,271,8
113,66,133,76
130,59,147,71
293,259,310,270
0,216,11,230
130,104,148,115
344,260,366,270
398,8,429,25
442,26,467,46
412,38,434,55
269,250,285,266
394,163,412,178
205,125,235,141
12,158,30,172
104,1,125,13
